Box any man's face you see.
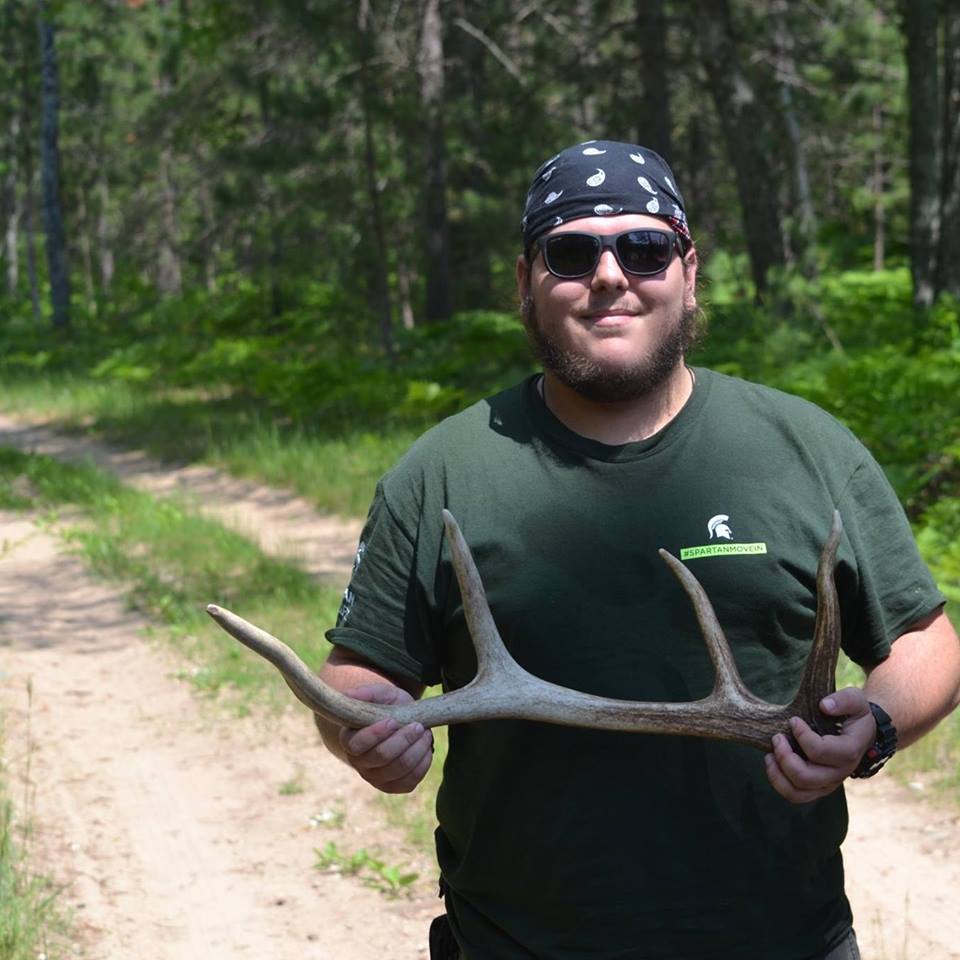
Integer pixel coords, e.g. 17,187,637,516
516,214,699,403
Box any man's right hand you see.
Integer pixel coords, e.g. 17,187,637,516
336,683,435,794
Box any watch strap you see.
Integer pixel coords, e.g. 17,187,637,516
851,702,898,779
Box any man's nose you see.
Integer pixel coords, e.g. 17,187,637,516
591,249,628,290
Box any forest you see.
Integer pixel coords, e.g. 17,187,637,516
0,0,958,598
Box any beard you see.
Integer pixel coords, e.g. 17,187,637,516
521,297,703,403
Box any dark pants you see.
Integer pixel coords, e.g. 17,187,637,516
429,914,461,959
428,919,861,960
819,929,861,960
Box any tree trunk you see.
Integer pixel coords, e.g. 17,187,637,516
97,171,114,290
198,178,217,293
684,109,712,241
3,0,19,296
18,17,41,323
37,1,70,331
635,0,672,159
23,153,41,323
939,0,960,297
4,111,20,296
451,0,493,303
76,181,95,308
397,256,416,330
873,102,887,272
574,0,599,132
772,0,816,270
899,0,942,308
157,145,182,295
357,0,395,358
419,0,453,323
694,0,785,296
257,69,283,320
155,0,182,296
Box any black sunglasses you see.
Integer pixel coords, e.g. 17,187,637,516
537,229,684,280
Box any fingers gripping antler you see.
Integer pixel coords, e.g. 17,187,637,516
206,510,844,752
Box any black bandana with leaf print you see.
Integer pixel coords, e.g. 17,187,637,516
521,140,691,253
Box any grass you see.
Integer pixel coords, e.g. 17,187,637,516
0,373,420,518
213,422,420,519
278,768,306,796
313,841,420,898
0,712,72,959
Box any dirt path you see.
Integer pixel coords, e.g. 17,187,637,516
0,512,435,959
2,414,960,958
845,778,960,958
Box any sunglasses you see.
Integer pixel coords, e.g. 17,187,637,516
537,229,684,280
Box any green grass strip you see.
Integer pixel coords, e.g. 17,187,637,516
0,374,419,517
0,724,72,959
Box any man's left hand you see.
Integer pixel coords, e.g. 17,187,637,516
764,687,876,804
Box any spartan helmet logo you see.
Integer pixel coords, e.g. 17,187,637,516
708,514,733,540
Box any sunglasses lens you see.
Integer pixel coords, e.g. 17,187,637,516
542,230,678,278
616,231,674,275
543,234,600,278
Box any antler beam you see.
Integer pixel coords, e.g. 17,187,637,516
206,510,843,752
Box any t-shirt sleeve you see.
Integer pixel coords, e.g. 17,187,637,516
836,454,945,666
324,480,442,686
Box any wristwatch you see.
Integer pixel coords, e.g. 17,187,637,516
850,702,898,779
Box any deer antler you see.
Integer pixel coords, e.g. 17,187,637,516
206,510,844,752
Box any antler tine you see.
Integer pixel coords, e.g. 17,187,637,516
441,509,527,680
656,549,755,703
788,510,844,733
205,604,392,728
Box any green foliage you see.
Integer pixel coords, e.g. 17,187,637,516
277,769,306,796
0,0,937,345
0,284,531,430
915,498,960,612
313,842,419,898
779,345,959,511
0,733,71,960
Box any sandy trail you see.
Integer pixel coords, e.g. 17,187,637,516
0,513,435,959
844,776,960,959
2,414,960,959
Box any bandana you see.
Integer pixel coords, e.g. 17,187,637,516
520,140,691,252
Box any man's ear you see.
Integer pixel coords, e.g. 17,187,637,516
516,254,531,301
682,246,698,311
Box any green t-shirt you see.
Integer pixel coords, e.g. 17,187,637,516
327,368,943,960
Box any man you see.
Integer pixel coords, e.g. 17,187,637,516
315,141,960,959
